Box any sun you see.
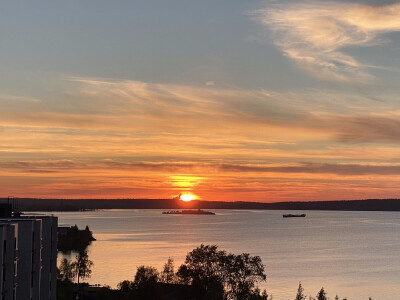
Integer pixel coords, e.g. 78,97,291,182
180,194,195,202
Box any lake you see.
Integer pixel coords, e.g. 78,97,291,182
54,209,400,299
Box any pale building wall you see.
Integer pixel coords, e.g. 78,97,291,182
0,219,42,300
26,216,58,300
0,223,17,300
0,215,58,300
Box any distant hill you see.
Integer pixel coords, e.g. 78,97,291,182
2,197,400,212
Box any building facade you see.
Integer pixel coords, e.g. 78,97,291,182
0,223,17,300
0,208,57,300
28,216,57,300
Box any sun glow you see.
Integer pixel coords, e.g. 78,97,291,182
180,194,195,202
169,176,204,188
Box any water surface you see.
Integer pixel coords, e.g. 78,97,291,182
55,209,400,299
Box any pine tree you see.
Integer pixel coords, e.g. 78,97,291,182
295,282,306,300
316,287,327,300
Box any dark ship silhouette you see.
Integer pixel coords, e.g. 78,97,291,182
282,213,306,218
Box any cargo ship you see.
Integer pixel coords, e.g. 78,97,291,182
283,214,306,218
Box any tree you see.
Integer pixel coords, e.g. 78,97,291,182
224,253,266,300
176,264,191,285
133,265,159,289
295,282,306,300
73,250,94,285
117,280,134,292
316,287,327,300
160,257,177,284
177,244,267,300
132,266,160,299
178,244,226,298
58,258,77,282
247,288,269,300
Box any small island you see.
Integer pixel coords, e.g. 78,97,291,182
162,209,215,215
58,225,96,253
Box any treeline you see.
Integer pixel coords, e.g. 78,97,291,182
57,244,375,300
58,244,268,300
294,283,374,300
118,245,268,300
4,197,400,212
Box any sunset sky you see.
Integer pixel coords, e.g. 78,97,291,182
2,0,400,201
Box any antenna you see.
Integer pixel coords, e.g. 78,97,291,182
8,196,21,217
5,196,15,218
13,198,19,214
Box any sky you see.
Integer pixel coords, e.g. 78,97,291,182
2,0,400,202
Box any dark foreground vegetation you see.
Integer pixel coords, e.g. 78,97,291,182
58,225,96,253
4,197,400,212
57,244,374,300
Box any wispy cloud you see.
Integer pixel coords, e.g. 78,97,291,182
3,158,400,201
218,162,400,176
0,94,41,103
3,76,400,200
319,112,400,143
3,160,400,177
253,1,400,82
3,77,400,149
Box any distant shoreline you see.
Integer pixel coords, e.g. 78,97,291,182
2,197,400,212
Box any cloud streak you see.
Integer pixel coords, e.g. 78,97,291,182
254,1,400,82
3,160,400,176
3,77,400,150
3,76,400,200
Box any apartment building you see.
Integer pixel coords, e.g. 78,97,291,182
0,223,17,300
0,205,58,300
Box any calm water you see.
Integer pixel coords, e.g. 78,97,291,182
53,209,400,299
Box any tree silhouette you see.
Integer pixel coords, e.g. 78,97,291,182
58,258,77,282
73,250,94,285
177,244,267,300
133,265,159,289
316,287,327,300
176,264,191,285
178,244,226,299
248,288,269,300
160,257,177,284
295,282,306,300
224,253,266,300
132,266,159,299
117,280,134,292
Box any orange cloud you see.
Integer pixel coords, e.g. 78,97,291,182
2,76,400,200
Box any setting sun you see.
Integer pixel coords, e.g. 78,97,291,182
180,194,195,202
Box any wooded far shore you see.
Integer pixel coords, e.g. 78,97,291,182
2,197,400,212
